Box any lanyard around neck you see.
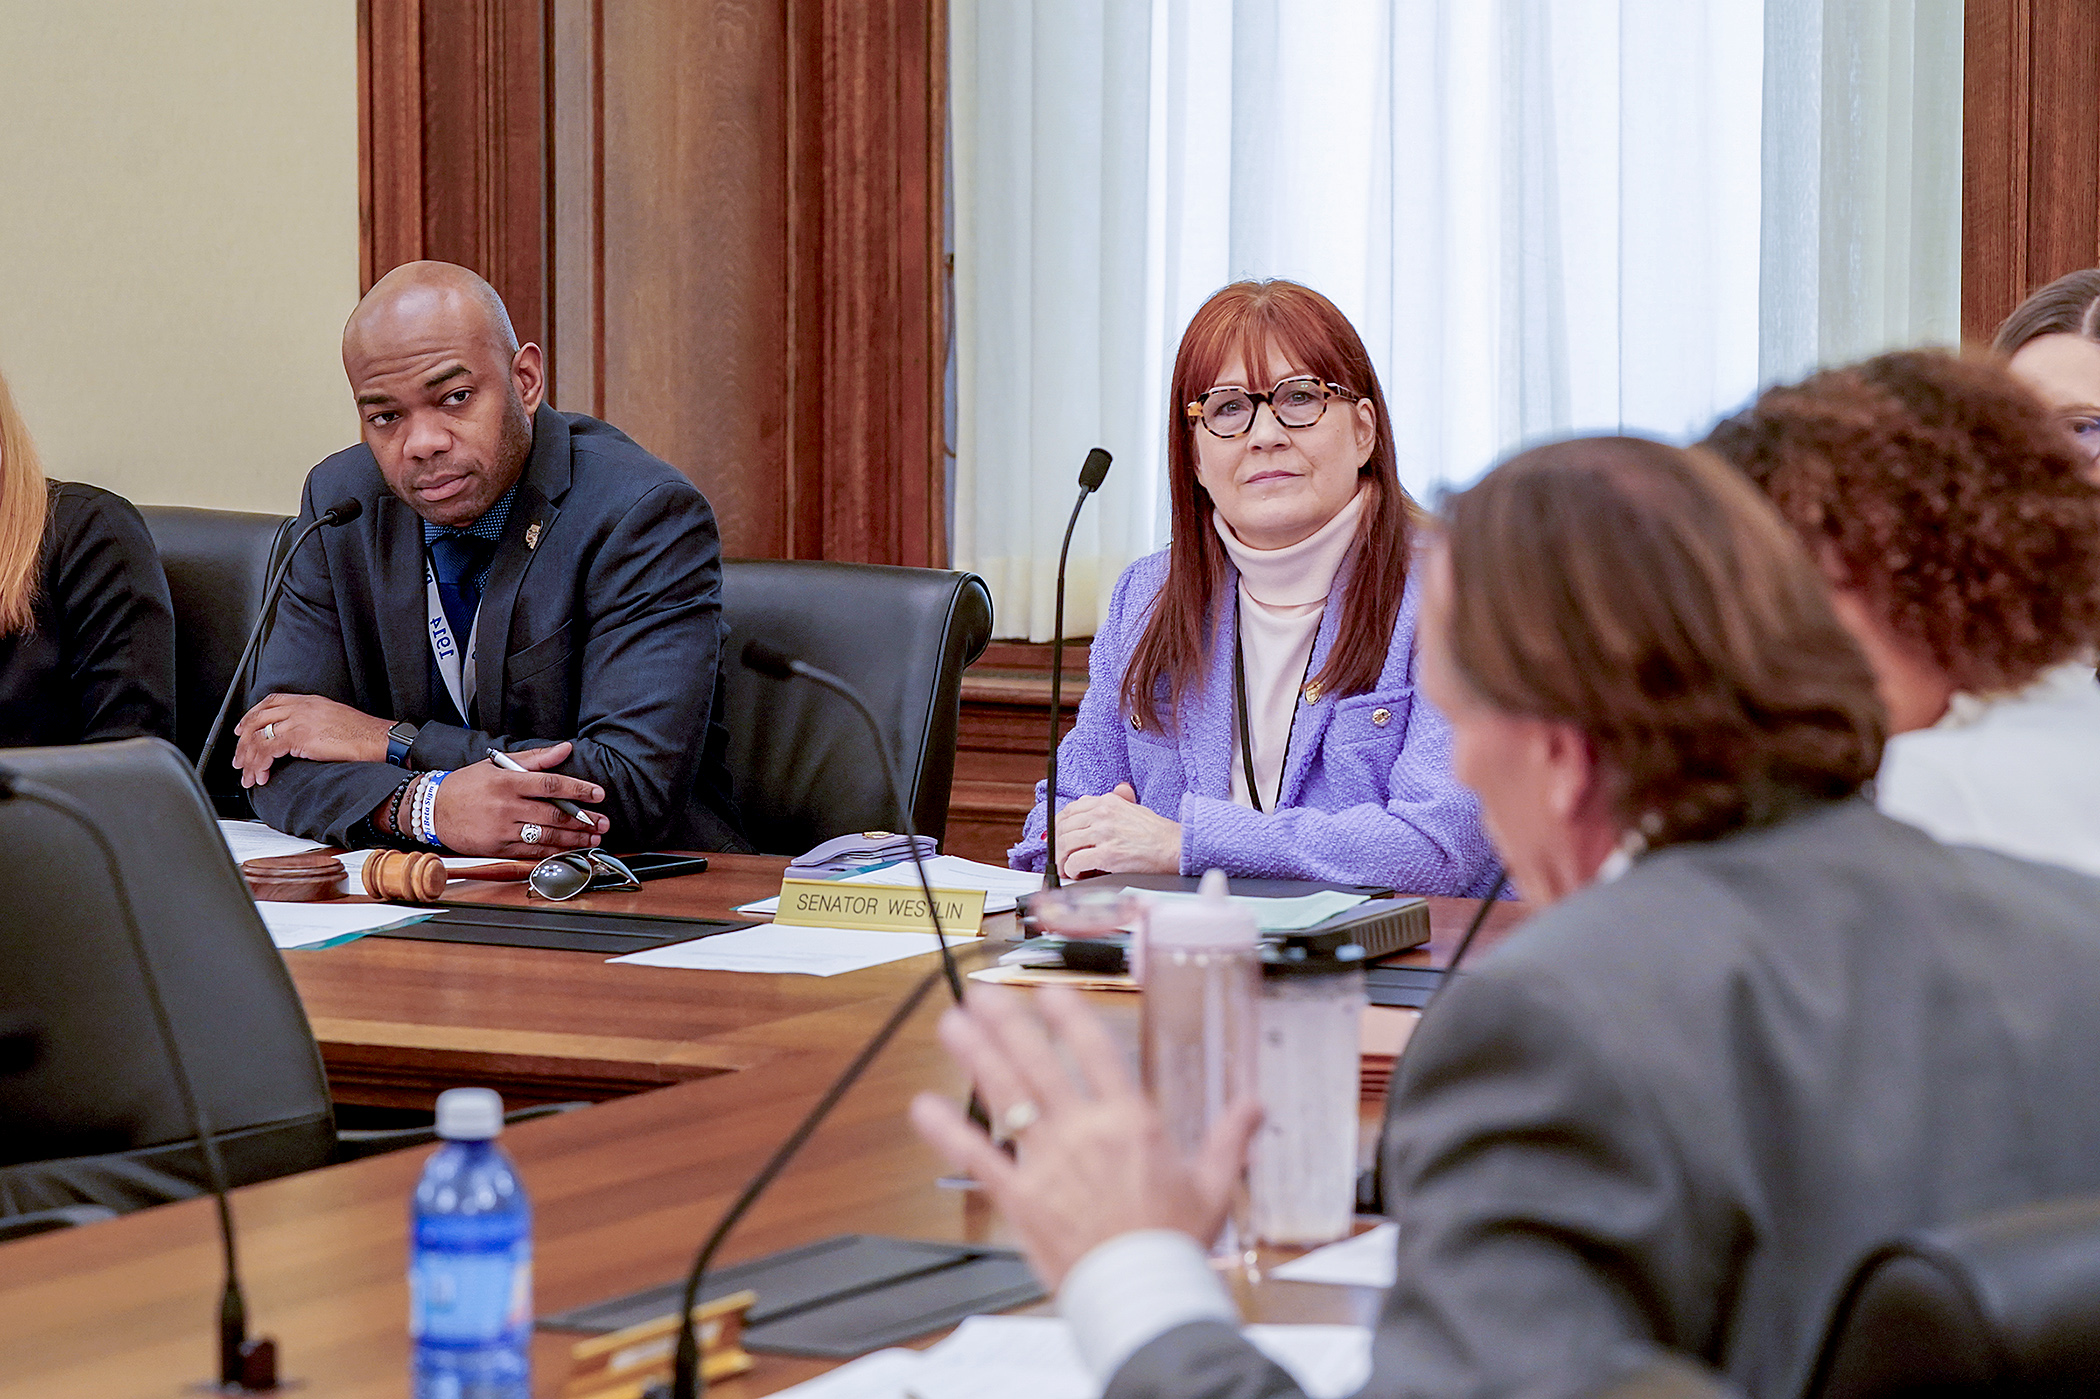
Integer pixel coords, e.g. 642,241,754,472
1232,620,1265,814
424,558,480,724
1232,593,1321,814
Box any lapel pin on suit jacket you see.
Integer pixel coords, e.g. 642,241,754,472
525,521,543,550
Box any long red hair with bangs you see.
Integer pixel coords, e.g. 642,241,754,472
1122,280,1414,733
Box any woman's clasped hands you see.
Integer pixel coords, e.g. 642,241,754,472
1052,782,1181,879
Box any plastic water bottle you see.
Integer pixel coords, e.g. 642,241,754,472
1140,868,1258,1262
1252,935,1368,1245
411,1087,532,1399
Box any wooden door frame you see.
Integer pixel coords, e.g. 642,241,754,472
1961,1,2100,344
356,0,948,568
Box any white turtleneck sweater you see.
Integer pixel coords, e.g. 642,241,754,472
1210,487,1367,810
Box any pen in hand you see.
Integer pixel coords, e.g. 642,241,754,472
485,746,595,826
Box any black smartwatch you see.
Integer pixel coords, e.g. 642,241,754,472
385,720,419,768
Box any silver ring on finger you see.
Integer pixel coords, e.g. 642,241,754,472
261,722,277,742
520,823,544,845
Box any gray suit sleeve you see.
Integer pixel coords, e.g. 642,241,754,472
1107,964,1708,1399
1363,962,1715,1398
1108,1321,1308,1399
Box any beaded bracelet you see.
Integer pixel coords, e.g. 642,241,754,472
402,773,428,847
385,778,415,839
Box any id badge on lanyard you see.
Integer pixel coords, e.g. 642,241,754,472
425,560,480,724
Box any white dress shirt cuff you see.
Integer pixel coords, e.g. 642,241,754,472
1057,1229,1239,1382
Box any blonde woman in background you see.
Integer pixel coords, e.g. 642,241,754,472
0,365,175,746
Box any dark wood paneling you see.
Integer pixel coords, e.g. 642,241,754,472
549,0,604,416
417,0,552,353
358,0,424,290
359,0,551,359
786,0,948,566
945,642,1089,863
1962,1,2100,344
598,0,791,557
362,0,947,566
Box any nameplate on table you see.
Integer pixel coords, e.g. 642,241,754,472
772,878,987,933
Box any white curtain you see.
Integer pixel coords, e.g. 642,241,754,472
952,0,1961,640
1759,0,1963,383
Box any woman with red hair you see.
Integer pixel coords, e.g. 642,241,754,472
1009,281,1495,891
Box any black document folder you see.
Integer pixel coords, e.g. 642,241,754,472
538,1234,1046,1357
369,904,752,954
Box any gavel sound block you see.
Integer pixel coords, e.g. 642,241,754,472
240,853,346,902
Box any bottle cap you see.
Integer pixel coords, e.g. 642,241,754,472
435,1086,504,1141
1143,868,1257,950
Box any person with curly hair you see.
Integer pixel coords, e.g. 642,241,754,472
1703,350,2100,877
1994,267,2100,471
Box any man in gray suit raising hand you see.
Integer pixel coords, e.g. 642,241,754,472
913,436,2100,1399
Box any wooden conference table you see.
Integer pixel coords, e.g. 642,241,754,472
0,855,1527,1398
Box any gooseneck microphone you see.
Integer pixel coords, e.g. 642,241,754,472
194,497,364,783
650,641,977,1399
736,642,962,1001
1357,865,1508,1218
0,767,277,1391
1042,447,1113,888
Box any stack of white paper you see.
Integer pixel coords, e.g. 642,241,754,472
1269,1223,1400,1288
218,819,327,864
1139,887,1370,932
608,925,950,976
769,1314,1371,1399
255,902,437,950
737,855,1044,917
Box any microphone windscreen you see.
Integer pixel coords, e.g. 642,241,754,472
322,498,364,525
1079,447,1113,492
741,640,797,680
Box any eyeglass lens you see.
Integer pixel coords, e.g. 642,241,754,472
1201,378,1331,436
527,849,640,900
528,853,592,900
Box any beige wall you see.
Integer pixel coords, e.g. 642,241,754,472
0,3,360,515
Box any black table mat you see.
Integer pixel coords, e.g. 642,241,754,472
1366,964,1445,1009
538,1233,1046,1358
370,903,752,954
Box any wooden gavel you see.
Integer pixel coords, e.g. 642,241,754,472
363,850,535,903
242,851,536,904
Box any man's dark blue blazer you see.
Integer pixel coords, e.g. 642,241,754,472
247,405,747,852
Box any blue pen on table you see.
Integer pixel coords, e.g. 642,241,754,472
484,747,594,826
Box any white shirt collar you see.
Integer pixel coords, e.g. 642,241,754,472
1593,829,1649,886
1936,659,2099,731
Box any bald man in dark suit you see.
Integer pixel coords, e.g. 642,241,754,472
233,262,744,857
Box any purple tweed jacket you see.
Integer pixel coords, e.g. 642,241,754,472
1009,547,1499,894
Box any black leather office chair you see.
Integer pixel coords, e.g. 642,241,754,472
1804,1193,2100,1398
719,559,994,855
0,738,336,1216
137,505,295,811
